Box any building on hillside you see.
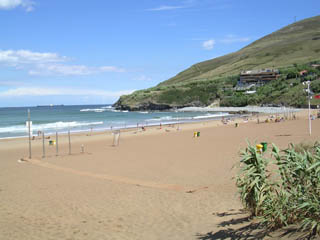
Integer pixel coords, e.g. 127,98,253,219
238,69,279,87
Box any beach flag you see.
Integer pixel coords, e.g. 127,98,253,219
315,94,320,99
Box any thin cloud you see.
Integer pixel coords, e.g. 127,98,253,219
0,49,125,76
0,0,35,12
202,39,215,50
28,64,92,76
146,0,231,13
0,87,135,97
134,75,152,81
165,22,178,27
29,64,125,76
146,5,187,11
0,49,66,66
220,35,251,44
99,66,125,73
0,80,25,86
146,0,196,12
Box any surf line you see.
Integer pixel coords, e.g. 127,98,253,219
24,158,186,192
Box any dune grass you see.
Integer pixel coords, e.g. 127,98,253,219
236,141,320,238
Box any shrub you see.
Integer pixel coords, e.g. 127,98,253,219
311,80,320,93
236,142,320,237
236,144,273,216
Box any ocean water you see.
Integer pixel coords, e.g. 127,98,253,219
0,105,231,139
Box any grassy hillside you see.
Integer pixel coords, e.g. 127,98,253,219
114,15,320,110
161,15,320,86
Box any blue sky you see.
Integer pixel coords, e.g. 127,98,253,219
0,0,319,107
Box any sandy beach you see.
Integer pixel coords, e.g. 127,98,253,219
1,109,320,240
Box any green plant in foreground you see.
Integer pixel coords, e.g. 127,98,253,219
236,142,320,237
236,144,272,216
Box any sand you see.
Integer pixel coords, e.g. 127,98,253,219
0,109,319,240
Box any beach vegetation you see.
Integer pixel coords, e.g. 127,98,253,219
114,16,320,110
311,79,320,93
236,142,320,237
115,61,320,110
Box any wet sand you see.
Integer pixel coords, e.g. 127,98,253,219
0,110,319,239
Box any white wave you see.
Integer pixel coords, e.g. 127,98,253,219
80,108,106,112
192,113,230,120
146,116,172,122
37,121,104,130
160,116,174,120
139,111,149,114
80,106,114,112
147,116,192,122
111,109,129,113
0,125,27,133
0,121,104,133
146,113,230,123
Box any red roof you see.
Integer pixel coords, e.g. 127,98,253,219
299,70,308,75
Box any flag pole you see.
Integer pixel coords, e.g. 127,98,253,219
28,109,32,159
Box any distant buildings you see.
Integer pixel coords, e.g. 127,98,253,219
235,64,319,92
239,69,279,86
235,68,279,91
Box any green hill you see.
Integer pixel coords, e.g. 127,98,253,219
114,15,320,111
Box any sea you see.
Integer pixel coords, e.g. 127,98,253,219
0,104,231,139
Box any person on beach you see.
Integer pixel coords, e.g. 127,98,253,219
221,117,227,124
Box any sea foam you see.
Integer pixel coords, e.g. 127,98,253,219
0,121,103,133
80,108,107,112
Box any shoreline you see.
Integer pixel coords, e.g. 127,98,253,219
0,112,236,141
0,110,268,143
0,106,310,141
0,108,312,152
